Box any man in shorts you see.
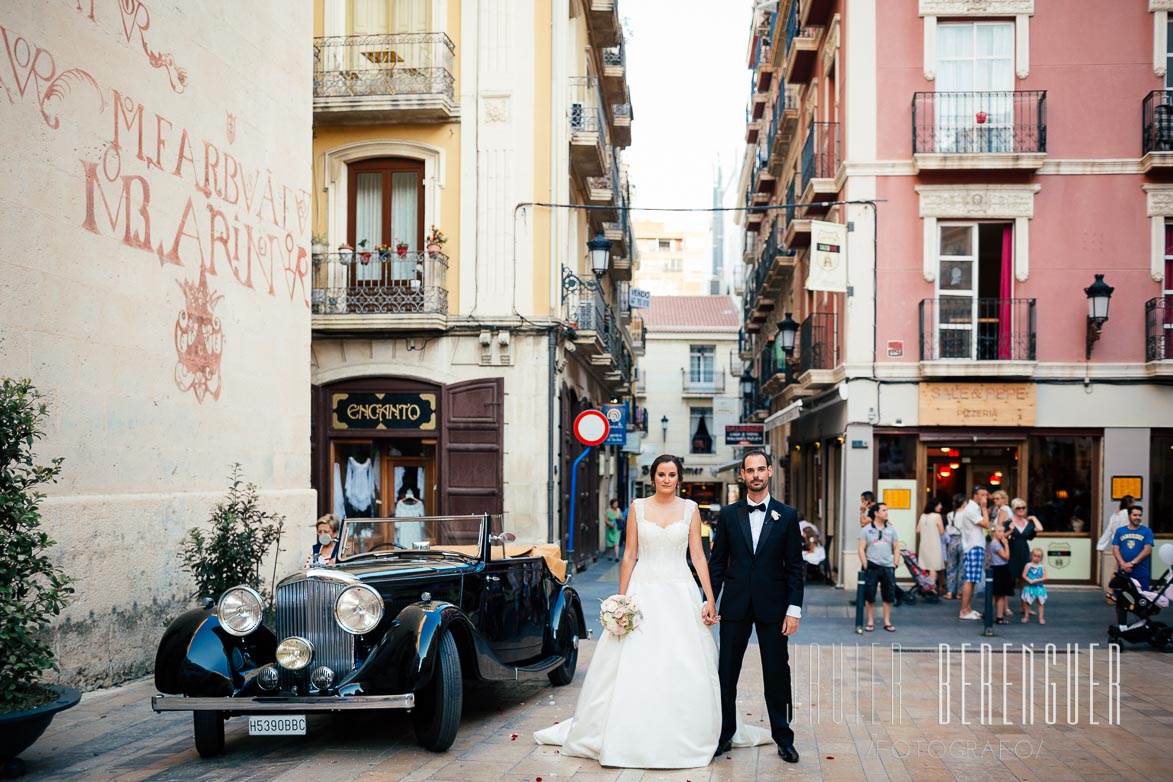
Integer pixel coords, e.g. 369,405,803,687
956,485,990,620
858,503,899,632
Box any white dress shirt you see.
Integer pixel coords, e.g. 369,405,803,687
746,494,802,620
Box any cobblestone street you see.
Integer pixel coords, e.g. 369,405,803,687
20,566,1173,782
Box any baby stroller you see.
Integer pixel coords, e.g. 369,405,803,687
894,548,941,605
1107,565,1173,652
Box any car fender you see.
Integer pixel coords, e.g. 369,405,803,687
551,586,586,644
349,601,479,694
153,607,276,696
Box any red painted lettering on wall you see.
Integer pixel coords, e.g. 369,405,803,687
0,24,105,128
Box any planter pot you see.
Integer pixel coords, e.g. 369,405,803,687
338,249,353,263
0,686,81,766
359,252,372,265
311,242,327,256
426,243,442,256
396,247,410,259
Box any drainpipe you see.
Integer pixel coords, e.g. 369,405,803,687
548,329,557,544
548,2,563,544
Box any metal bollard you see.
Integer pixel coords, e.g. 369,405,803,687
982,572,995,637
854,569,867,633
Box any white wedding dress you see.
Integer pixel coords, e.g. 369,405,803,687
534,498,770,768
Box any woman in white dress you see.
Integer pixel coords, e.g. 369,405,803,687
534,454,769,768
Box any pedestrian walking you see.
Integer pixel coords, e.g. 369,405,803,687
943,493,966,599
605,498,623,562
988,525,1013,624
858,503,899,632
1005,497,1040,616
957,485,991,620
916,498,945,583
1020,547,1048,624
1098,495,1135,598
1113,504,1155,629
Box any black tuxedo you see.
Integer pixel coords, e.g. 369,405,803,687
708,495,804,747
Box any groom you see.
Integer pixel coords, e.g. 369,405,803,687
705,449,804,763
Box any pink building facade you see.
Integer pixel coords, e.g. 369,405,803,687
738,0,1173,587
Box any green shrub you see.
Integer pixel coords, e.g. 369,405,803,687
0,379,73,713
180,464,285,604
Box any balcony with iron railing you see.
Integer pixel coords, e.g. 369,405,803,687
1142,90,1173,171
611,101,633,147
587,0,622,48
782,176,809,248
601,39,627,102
738,329,755,360
918,298,1037,372
569,76,609,179
800,121,840,204
783,0,819,84
1146,295,1173,363
797,312,839,386
312,33,457,123
912,91,1047,170
681,368,727,396
312,250,449,329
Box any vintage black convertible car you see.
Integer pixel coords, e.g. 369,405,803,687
151,515,585,756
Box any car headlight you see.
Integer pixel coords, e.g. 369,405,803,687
334,584,383,635
217,586,264,636
276,636,314,670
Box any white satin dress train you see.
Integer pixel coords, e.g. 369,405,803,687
534,498,770,768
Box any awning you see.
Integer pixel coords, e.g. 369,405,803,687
764,400,803,431
710,458,743,477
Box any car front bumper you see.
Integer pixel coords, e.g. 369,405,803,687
151,693,414,713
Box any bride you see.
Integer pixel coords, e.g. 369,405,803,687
534,454,770,768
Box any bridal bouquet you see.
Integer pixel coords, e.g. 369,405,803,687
599,594,643,638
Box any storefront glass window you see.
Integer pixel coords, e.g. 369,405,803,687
1150,432,1173,535
877,434,917,480
1028,436,1096,534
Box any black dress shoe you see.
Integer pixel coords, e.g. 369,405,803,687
713,740,732,757
778,744,799,763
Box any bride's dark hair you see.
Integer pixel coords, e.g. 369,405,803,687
649,454,684,490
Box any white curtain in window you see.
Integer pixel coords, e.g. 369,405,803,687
390,171,418,280
689,346,715,384
355,172,383,282
936,23,1013,153
393,0,429,69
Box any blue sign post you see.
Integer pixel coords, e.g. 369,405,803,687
602,404,627,447
568,410,610,562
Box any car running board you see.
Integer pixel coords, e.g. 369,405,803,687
510,655,567,680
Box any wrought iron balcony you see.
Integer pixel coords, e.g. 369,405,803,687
569,76,609,178
312,33,456,122
800,121,840,198
912,91,1047,160
681,369,727,396
1142,90,1173,161
919,298,1036,361
1146,295,1173,361
311,250,448,316
797,312,839,376
783,0,818,83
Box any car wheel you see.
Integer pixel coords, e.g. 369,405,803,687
548,605,580,687
413,630,462,752
193,711,225,757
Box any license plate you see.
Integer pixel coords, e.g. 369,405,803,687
248,715,306,736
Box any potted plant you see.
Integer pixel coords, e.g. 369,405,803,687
311,233,328,256
396,238,410,259
426,225,447,257
337,242,354,262
975,110,988,125
0,379,80,774
377,242,391,261
357,239,372,265
178,464,285,605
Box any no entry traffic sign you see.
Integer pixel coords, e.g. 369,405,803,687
573,409,610,447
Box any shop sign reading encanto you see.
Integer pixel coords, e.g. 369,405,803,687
332,393,437,431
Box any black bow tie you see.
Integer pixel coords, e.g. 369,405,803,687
749,503,768,513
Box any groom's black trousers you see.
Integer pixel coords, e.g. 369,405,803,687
717,617,795,747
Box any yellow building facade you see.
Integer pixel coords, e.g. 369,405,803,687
309,0,636,563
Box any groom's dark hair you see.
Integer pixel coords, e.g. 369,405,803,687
741,449,772,469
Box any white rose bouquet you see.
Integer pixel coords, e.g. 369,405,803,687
599,594,642,638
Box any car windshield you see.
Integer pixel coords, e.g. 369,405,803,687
336,515,490,562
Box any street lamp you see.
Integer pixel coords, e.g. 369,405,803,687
740,370,755,402
661,414,669,441
1084,274,1115,359
588,230,612,278
774,312,799,368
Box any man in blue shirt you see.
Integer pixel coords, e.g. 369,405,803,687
1113,504,1154,627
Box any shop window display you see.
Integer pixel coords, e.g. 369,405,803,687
1028,436,1096,534
1150,432,1173,535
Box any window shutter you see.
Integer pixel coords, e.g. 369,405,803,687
441,379,504,518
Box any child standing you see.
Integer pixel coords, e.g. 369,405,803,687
1020,547,1048,624
987,525,1013,623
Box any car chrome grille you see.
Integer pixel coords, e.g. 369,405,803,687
275,579,355,690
